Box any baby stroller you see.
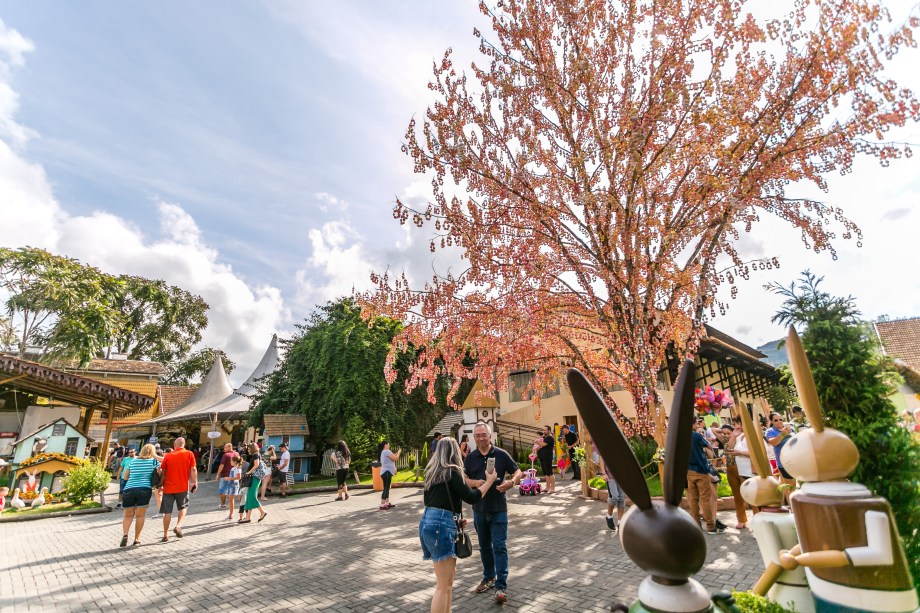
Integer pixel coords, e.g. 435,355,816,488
519,453,542,495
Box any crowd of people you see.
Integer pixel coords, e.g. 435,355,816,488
684,408,805,535
98,409,816,611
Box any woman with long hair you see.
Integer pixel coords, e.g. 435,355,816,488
260,444,277,500
421,437,496,612
240,442,267,523
378,440,401,510
333,440,351,501
119,443,160,547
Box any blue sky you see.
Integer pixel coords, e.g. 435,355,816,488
0,2,918,380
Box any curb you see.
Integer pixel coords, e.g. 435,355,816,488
0,505,112,523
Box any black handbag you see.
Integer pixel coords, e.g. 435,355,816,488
150,461,161,487
445,480,473,558
241,473,253,488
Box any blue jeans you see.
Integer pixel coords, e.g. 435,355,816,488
473,511,509,590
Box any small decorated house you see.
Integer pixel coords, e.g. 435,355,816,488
11,418,90,494
262,414,315,481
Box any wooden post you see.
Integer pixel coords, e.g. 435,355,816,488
98,399,115,459
206,413,216,481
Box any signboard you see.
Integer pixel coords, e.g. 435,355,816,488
206,431,221,439
148,436,158,443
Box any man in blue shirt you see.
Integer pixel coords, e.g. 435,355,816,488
464,421,522,604
687,429,723,534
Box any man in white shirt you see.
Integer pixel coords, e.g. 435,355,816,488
277,442,291,498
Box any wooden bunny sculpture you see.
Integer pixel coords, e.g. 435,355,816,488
568,360,711,613
740,399,812,612
768,327,918,613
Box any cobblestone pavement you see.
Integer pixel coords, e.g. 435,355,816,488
1,477,765,612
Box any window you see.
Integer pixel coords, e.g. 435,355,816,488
292,457,303,474
281,435,290,446
508,371,560,402
65,437,79,456
52,423,66,437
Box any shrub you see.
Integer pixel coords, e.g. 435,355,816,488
61,460,110,505
588,476,607,489
729,591,795,613
628,435,659,477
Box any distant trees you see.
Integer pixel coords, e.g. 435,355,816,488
163,348,235,386
0,247,209,368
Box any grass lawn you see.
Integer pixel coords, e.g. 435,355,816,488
290,469,421,491
0,500,102,517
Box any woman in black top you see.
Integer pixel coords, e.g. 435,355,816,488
420,437,496,613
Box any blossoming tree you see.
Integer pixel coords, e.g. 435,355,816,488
361,0,919,435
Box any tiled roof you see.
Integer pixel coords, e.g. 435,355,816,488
428,410,465,437
263,414,310,436
875,317,920,371
157,385,197,415
70,358,167,376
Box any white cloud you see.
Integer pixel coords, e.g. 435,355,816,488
0,23,291,382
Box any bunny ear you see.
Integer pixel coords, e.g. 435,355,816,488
663,359,696,506
567,368,651,511
786,326,824,433
742,399,771,479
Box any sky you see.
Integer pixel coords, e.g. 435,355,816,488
0,2,917,383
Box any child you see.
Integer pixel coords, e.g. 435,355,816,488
0,486,8,513
237,457,251,522
225,456,242,520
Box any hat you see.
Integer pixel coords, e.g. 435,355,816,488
279,442,288,448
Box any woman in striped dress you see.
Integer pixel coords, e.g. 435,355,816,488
120,443,160,547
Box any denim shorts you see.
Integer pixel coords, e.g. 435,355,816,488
419,507,457,563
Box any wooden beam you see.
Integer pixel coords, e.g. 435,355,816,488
0,374,26,386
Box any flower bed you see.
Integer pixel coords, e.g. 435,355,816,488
18,452,83,469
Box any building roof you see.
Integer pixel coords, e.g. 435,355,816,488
703,325,767,360
157,385,197,415
875,317,920,371
127,354,234,429
181,335,280,419
0,354,156,418
263,414,310,436
427,410,465,437
12,417,87,445
460,379,500,410
68,358,167,376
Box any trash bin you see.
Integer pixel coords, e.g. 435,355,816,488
371,461,383,491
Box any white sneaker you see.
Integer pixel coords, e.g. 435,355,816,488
218,504,226,509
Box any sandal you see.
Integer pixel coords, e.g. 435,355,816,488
132,540,141,546
238,519,251,524
735,523,747,530
173,527,183,538
334,496,343,501
258,512,268,522
161,537,169,543
120,535,129,548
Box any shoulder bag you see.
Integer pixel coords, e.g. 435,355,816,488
253,458,270,480
150,459,161,487
445,477,473,558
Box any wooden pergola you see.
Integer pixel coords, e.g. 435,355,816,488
0,354,155,458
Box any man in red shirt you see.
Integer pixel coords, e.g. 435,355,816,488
158,436,198,542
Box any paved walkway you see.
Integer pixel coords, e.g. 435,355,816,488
0,478,764,612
